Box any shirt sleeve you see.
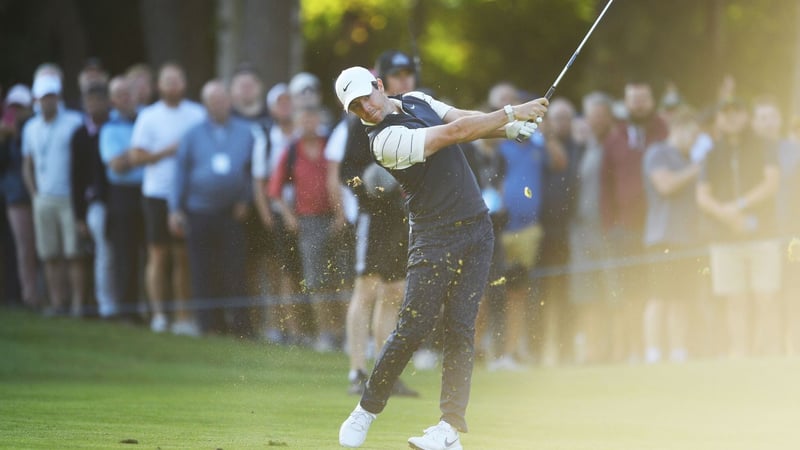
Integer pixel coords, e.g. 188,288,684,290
242,132,255,204
371,125,427,170
643,145,667,175
169,133,191,213
268,148,289,200
130,112,152,151
21,121,33,157
324,120,349,163
403,91,453,119
250,124,268,179
699,145,717,183
99,124,123,163
763,139,779,166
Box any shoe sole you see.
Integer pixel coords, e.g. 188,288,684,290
409,444,463,450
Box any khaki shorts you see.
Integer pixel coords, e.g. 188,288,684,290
501,223,543,270
32,195,79,260
709,239,782,296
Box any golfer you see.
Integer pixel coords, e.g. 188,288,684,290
336,66,547,449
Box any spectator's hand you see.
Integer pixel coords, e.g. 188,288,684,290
169,211,187,238
232,202,249,222
109,153,131,174
0,122,15,138
283,212,299,234
76,220,89,238
719,202,749,234
258,208,274,229
127,148,151,166
331,213,346,234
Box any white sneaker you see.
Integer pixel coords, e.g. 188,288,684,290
408,420,462,450
669,348,688,363
487,354,522,372
150,313,168,333
314,335,336,353
413,349,439,371
644,347,662,364
171,320,201,337
339,404,376,448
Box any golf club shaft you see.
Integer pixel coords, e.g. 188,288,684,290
516,0,614,141
548,0,614,98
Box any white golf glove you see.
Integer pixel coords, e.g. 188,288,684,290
505,120,538,141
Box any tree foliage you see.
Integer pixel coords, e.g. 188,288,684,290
302,0,798,112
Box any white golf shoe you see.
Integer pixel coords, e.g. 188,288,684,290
408,420,462,450
339,404,376,448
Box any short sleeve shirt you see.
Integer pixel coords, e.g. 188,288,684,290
643,142,699,247
22,109,83,197
130,100,205,199
370,92,452,170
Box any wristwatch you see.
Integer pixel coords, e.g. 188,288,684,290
503,104,516,122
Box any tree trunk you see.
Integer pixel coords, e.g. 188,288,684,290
139,0,215,100
214,0,300,89
216,0,243,82
706,0,726,95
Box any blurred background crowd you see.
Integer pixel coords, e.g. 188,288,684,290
1,0,799,373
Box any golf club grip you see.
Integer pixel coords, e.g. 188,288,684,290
514,86,555,142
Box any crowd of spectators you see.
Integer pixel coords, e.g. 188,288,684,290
1,56,798,371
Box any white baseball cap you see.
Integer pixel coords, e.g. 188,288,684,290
288,72,320,96
335,66,377,112
266,82,288,109
4,84,32,107
32,74,62,98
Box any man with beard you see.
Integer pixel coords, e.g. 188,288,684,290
600,81,668,362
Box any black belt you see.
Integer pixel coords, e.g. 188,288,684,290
410,212,486,232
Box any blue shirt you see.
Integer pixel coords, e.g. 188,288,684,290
170,117,254,214
99,110,143,186
499,133,547,231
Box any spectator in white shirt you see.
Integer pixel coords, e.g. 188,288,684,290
128,63,205,334
21,74,84,316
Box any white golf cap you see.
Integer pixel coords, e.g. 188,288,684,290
266,82,288,109
5,84,32,107
335,66,377,112
32,74,62,98
288,72,320,96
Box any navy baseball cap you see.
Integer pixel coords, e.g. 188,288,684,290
375,50,415,79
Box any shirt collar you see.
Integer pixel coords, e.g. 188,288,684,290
360,98,404,126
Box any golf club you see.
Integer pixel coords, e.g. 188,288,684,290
517,0,615,141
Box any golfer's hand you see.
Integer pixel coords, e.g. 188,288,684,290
505,120,538,141
514,98,549,122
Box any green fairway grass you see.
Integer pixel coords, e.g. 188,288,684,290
1,307,799,449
